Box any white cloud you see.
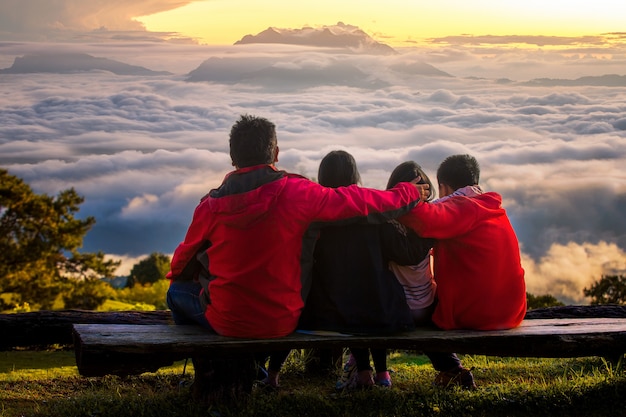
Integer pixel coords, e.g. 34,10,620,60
0,0,199,42
1,41,625,302
523,241,626,304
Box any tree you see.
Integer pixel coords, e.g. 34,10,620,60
583,275,626,305
526,292,565,310
63,279,116,310
127,252,171,287
0,168,119,310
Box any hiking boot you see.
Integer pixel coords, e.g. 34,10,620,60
375,371,392,388
335,354,357,390
433,367,477,390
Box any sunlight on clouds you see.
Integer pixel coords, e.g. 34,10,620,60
123,193,159,214
134,0,626,47
105,254,143,276
1,39,625,298
523,242,626,304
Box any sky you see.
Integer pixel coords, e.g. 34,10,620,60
135,0,626,46
0,1,625,304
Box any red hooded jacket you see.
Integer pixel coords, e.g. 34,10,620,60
400,192,526,330
168,164,421,338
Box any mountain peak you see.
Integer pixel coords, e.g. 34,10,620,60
0,52,171,76
234,22,396,55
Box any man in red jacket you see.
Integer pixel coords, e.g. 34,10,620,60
401,154,526,389
166,114,428,390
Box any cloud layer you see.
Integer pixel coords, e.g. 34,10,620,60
0,0,196,42
1,36,625,303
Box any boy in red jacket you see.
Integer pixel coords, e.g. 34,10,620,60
401,154,526,389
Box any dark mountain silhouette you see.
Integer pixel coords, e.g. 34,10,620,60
186,56,389,90
0,52,172,75
389,61,452,77
187,23,449,90
234,22,396,55
524,74,626,87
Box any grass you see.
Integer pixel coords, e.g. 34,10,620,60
1,349,625,417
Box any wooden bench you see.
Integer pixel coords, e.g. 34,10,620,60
73,317,626,378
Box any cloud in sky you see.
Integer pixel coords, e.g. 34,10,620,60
0,0,196,42
1,25,626,303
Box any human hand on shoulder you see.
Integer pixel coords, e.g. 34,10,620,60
410,176,430,201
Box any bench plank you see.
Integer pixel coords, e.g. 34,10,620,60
72,318,626,377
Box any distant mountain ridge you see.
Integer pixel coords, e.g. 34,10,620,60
186,56,391,89
186,23,448,89
524,74,626,87
234,22,396,55
0,52,171,76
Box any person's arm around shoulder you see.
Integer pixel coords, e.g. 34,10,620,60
301,179,429,223
399,195,479,239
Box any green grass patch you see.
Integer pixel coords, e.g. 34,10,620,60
1,350,625,417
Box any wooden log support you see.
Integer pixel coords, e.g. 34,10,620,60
2,304,625,350
0,310,172,350
72,317,626,378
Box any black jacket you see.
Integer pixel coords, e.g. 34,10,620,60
298,220,431,334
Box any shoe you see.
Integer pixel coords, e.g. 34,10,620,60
257,364,269,381
335,354,357,390
256,377,280,391
257,369,280,391
375,371,392,387
433,367,477,390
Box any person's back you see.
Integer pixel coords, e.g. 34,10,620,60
167,116,426,339
299,151,417,334
299,150,425,389
301,221,416,333
400,154,526,330
385,161,437,324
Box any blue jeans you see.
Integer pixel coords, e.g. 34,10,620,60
168,280,290,375
166,280,213,330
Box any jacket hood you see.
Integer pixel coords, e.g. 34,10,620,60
206,165,287,228
475,191,502,210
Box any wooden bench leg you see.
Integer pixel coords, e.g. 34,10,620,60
190,355,256,405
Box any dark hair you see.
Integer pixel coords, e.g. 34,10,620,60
437,154,480,191
229,114,277,168
318,150,361,188
386,161,435,202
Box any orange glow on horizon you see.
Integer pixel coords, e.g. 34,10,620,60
135,1,626,47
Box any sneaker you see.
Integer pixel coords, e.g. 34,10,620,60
259,369,280,390
433,367,477,390
375,371,392,388
335,354,357,390
256,364,269,381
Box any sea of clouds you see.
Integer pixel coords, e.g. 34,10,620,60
1,39,625,304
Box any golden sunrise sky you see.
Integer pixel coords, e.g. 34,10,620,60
136,0,626,46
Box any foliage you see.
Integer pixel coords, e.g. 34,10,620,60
584,275,626,305
111,279,169,310
0,169,120,311
62,279,116,310
1,351,626,417
127,252,171,287
526,292,565,309
98,299,157,312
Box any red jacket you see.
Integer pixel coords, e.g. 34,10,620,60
400,192,526,330
168,165,421,338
